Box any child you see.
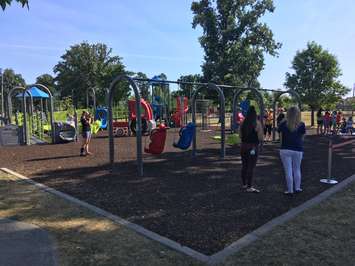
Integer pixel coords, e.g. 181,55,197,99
264,110,273,141
276,108,285,140
346,117,353,135
336,111,342,130
80,111,93,156
340,117,347,134
331,111,337,133
323,111,331,134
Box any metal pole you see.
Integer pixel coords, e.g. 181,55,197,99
22,92,28,145
108,75,143,176
192,83,225,158
192,94,197,157
179,96,184,127
320,138,338,184
272,100,277,141
328,139,332,180
209,83,225,159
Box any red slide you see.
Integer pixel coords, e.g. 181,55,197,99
172,97,188,127
128,99,153,121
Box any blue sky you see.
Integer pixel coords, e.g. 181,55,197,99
1,0,354,95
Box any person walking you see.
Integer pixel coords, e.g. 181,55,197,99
80,111,93,156
239,106,264,193
278,106,306,195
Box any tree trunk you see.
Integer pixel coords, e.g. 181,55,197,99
311,107,315,127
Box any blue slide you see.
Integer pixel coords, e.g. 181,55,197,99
95,107,108,129
173,122,195,150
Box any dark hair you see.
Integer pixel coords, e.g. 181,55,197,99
241,106,257,137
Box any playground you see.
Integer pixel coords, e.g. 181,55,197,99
1,129,354,255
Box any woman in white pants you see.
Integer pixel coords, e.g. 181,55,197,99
278,106,306,195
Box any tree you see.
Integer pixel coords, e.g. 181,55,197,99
54,42,128,107
0,0,28,10
151,73,169,103
285,41,349,125
191,0,281,100
176,74,203,99
134,72,150,100
1,68,26,115
35,74,55,94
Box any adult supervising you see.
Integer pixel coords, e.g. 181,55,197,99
239,106,264,193
278,106,306,195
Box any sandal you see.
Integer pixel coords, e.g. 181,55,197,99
246,187,260,193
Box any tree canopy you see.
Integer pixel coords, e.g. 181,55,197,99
1,68,26,94
1,68,26,114
35,74,55,94
285,41,349,124
134,72,150,100
0,0,28,10
191,0,281,100
54,42,128,107
176,74,203,98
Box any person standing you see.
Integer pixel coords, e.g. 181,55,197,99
276,108,285,140
323,111,331,134
278,106,306,195
316,108,323,135
346,116,353,135
80,111,93,156
336,111,342,130
263,109,273,141
239,106,264,193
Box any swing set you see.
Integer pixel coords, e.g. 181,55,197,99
108,75,226,177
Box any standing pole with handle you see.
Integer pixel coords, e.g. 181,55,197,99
320,136,338,185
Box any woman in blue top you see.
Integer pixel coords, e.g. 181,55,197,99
278,106,306,195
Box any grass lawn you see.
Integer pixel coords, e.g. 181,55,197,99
0,173,200,266
224,179,355,265
0,171,354,265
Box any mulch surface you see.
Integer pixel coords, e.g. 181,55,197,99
1,129,354,255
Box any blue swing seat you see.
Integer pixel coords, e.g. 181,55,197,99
173,122,195,150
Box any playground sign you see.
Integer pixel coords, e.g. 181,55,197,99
0,124,21,146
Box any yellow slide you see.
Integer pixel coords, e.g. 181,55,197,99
91,120,102,135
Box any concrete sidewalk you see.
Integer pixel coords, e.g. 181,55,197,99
0,218,57,266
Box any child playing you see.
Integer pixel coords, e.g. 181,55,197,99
340,117,347,134
323,111,331,134
346,117,353,135
331,111,337,133
336,111,342,130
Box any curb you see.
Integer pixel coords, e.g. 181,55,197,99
1,167,355,265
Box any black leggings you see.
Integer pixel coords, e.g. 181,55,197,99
264,125,272,135
240,143,259,187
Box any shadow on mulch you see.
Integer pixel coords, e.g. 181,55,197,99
28,135,355,255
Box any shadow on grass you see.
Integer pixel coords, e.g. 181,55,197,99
0,178,197,266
